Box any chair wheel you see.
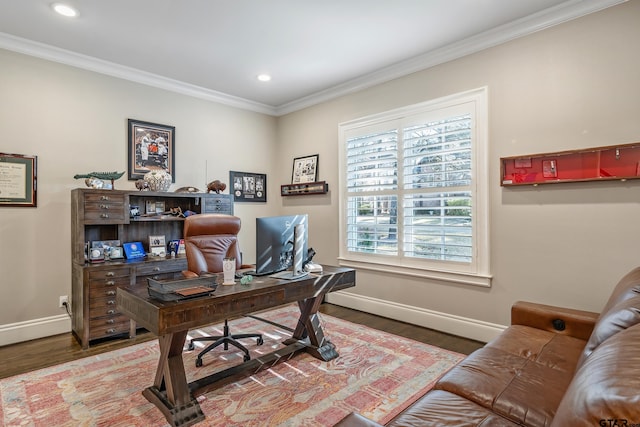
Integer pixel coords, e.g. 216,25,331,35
195,358,203,367
188,342,195,351
244,354,251,362
257,337,264,346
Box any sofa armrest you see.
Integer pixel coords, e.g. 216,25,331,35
511,301,599,341
333,412,384,427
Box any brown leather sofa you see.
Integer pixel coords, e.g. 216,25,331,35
336,267,640,426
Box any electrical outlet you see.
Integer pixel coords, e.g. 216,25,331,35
59,295,69,308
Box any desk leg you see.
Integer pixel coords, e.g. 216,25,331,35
284,296,339,361
142,330,205,427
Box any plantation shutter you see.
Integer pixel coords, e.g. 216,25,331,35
344,114,473,263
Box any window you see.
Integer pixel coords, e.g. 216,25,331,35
338,88,490,287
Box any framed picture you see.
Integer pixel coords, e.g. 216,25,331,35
230,171,266,202
0,153,37,207
292,154,319,184
127,119,175,182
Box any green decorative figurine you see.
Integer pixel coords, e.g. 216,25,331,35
73,171,125,190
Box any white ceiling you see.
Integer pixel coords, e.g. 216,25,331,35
0,0,624,115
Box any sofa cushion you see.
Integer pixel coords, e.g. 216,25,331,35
486,325,586,372
386,390,519,427
436,327,582,427
551,324,640,427
434,346,527,409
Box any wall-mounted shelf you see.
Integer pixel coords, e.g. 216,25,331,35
501,142,640,186
281,181,328,196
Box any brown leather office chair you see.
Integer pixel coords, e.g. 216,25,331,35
182,214,263,367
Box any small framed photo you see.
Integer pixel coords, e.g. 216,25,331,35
127,119,175,182
155,201,165,214
149,235,166,248
145,200,156,215
0,153,37,207
229,171,266,202
292,154,319,184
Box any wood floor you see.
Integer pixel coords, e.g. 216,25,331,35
0,303,485,380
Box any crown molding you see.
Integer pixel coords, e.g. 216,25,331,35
274,0,627,116
0,32,277,116
0,0,626,117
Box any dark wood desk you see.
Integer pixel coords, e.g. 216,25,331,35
116,266,355,427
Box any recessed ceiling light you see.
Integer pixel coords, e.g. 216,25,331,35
52,3,78,17
257,74,272,82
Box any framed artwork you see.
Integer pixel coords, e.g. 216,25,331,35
292,154,319,184
127,119,175,182
0,153,37,207
230,171,266,202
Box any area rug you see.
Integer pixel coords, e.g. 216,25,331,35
0,305,464,427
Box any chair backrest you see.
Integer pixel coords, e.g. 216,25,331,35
183,214,242,274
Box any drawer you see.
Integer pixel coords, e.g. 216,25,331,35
84,202,126,222
89,320,131,340
136,259,187,276
202,196,232,214
89,314,129,326
90,286,119,299
89,295,119,311
88,266,131,280
89,303,122,318
89,276,130,290
83,192,126,203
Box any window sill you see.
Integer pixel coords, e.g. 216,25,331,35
337,257,492,288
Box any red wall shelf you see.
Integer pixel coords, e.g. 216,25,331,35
501,142,640,186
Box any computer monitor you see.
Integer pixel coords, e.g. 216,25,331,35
255,214,308,278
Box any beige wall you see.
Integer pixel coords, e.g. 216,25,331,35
277,1,640,340
1,1,639,345
0,49,278,342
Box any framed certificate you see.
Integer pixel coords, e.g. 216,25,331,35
0,153,37,207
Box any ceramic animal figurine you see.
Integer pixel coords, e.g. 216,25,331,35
135,179,150,191
206,180,227,194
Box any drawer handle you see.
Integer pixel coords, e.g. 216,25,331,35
107,300,115,305
100,195,110,201
106,272,115,277
106,328,116,334
106,290,116,296
152,275,159,280
100,204,110,209
106,319,115,324
153,267,161,272
100,213,110,218
107,309,116,315
106,280,115,286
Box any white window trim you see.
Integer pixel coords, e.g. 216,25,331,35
338,87,491,287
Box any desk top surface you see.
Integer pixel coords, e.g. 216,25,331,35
116,265,355,335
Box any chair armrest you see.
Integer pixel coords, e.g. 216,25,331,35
333,412,384,427
511,301,599,341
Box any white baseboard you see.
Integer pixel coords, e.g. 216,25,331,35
0,314,71,346
1,294,504,347
325,291,506,343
